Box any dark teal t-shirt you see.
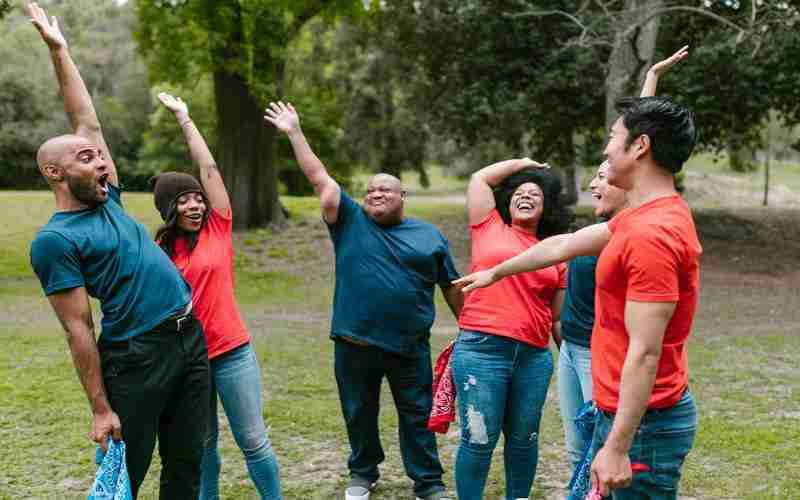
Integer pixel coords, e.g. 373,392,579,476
327,192,460,357
30,184,191,342
560,255,598,348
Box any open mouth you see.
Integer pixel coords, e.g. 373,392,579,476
186,213,203,223
97,174,109,195
516,200,535,211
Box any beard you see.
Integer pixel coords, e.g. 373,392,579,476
66,174,102,207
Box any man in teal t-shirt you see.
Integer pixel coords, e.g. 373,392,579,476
26,5,209,498
267,101,463,500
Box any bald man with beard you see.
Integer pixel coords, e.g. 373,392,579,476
26,4,209,498
266,102,463,500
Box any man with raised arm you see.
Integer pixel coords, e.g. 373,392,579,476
455,94,700,499
26,4,209,498
557,47,688,473
265,102,461,500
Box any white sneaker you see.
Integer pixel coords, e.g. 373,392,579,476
345,477,377,500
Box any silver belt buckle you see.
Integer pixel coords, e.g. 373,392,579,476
176,314,187,332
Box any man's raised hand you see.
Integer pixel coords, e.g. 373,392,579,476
264,101,300,134
26,2,67,50
158,92,189,120
650,45,689,77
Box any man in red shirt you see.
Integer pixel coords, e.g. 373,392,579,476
455,96,700,499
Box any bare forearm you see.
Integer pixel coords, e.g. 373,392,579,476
443,285,465,318
495,234,570,278
179,116,217,173
49,46,99,132
286,127,333,193
551,321,562,348
604,348,660,452
64,326,111,415
473,158,531,187
640,69,659,98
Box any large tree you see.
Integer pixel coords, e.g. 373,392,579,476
0,0,150,188
136,1,361,229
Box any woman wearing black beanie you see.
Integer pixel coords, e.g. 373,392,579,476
151,93,282,500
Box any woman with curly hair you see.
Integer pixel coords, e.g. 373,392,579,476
150,93,282,500
451,158,571,500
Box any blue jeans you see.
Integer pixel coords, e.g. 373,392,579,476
200,343,282,500
451,330,554,500
557,340,593,468
591,390,697,500
334,339,446,498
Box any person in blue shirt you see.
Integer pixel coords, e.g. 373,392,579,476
266,102,463,500
26,4,209,498
558,160,627,469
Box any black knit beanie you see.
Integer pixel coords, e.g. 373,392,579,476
150,172,205,221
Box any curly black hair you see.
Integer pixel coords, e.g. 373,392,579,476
493,168,572,239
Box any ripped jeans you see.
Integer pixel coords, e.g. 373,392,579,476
451,330,553,500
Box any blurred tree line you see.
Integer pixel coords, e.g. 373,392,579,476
1,0,798,226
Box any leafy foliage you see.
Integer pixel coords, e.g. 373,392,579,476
0,0,150,188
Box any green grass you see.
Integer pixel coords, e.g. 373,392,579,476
1,190,798,499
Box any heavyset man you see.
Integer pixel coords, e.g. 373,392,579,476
27,4,209,498
265,102,462,500
456,95,701,499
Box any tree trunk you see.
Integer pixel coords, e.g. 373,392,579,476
605,0,664,129
213,69,285,229
561,133,579,205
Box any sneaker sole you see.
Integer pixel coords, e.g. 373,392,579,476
346,482,377,500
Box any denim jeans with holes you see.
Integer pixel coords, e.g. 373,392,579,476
451,330,554,500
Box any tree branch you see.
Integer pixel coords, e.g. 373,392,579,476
620,6,748,39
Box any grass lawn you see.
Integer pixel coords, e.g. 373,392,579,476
0,190,798,499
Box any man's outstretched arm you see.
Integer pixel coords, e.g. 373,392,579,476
265,101,341,224
27,2,118,186
640,45,689,98
453,222,612,292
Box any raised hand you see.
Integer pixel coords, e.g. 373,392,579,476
264,101,300,134
158,92,189,120
452,269,500,293
26,2,67,50
650,45,689,77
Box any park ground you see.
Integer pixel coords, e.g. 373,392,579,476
0,155,799,499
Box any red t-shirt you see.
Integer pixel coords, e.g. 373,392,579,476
172,208,251,359
458,210,567,348
592,195,702,412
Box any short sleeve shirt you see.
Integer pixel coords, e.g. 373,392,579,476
592,195,702,412
327,191,460,357
458,210,567,348
560,255,599,347
30,184,191,342
171,208,250,360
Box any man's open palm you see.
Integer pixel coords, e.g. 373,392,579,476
27,2,67,50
